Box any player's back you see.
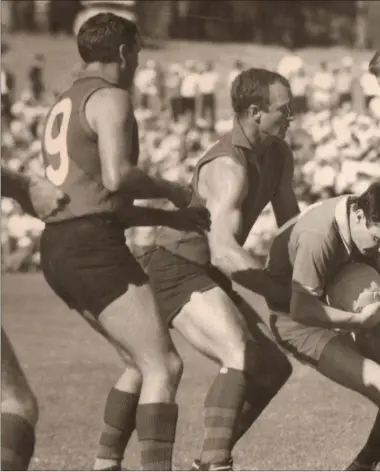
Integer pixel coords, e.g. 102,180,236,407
265,196,351,310
41,72,139,223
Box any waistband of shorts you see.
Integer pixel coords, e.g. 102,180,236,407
45,212,122,228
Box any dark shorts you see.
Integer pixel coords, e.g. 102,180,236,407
138,247,237,326
40,215,148,317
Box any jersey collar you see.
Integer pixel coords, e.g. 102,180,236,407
334,195,354,255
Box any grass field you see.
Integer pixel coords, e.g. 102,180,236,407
2,273,377,471
4,34,375,118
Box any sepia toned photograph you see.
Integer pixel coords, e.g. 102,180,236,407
1,1,380,470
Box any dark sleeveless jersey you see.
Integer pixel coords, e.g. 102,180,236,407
41,71,139,223
156,119,290,265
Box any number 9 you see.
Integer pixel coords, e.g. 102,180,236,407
44,97,72,186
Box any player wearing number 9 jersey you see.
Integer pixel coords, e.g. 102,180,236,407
39,13,200,471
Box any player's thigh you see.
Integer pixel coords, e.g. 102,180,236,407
1,329,38,423
317,335,380,406
98,281,179,373
172,286,250,368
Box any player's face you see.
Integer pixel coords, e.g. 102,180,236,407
120,32,141,89
352,211,380,257
259,81,294,140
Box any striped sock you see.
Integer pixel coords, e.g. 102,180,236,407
136,403,178,471
95,388,139,470
355,410,380,466
200,368,247,465
1,413,35,470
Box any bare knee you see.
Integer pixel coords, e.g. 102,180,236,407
146,350,183,389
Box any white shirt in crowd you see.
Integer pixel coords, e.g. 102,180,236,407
180,72,200,98
277,54,303,79
291,74,309,97
198,71,219,95
336,71,353,94
135,67,157,96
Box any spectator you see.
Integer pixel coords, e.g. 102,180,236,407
180,60,199,126
28,54,46,103
165,63,183,122
312,61,335,110
277,46,303,79
228,60,244,89
336,56,354,107
290,67,310,115
198,60,219,128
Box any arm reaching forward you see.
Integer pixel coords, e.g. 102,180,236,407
200,156,289,303
87,87,191,207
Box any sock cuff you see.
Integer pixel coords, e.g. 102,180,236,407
1,413,35,468
205,368,247,409
104,388,139,430
136,403,178,443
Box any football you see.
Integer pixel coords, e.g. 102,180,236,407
326,262,380,364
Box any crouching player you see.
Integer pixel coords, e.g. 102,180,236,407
1,166,67,470
265,182,380,471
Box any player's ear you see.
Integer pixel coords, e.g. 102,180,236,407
248,104,261,123
355,209,365,224
119,44,128,65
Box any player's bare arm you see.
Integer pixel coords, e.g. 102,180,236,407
271,144,300,227
290,232,380,330
121,204,211,233
1,165,67,219
87,88,191,207
201,156,290,303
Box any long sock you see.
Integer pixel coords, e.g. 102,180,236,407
354,410,380,466
1,413,35,471
136,402,178,471
232,340,292,448
200,368,247,465
95,388,139,470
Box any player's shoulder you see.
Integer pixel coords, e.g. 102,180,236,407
89,86,131,109
294,198,342,247
86,86,134,125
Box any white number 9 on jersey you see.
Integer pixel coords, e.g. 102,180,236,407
44,97,72,186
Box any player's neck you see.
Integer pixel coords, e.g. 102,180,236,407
238,119,263,152
82,63,121,86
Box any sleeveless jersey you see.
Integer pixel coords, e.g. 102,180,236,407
41,72,139,223
156,120,288,265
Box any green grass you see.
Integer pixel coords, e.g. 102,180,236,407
2,274,377,470
4,34,375,118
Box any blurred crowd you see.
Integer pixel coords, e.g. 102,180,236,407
2,50,380,271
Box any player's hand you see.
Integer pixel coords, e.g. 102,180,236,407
28,175,68,219
360,301,380,330
167,183,193,208
171,207,211,232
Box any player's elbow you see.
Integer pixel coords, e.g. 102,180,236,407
102,164,133,192
210,242,233,274
102,172,121,192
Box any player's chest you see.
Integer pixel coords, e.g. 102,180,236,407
239,153,283,235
